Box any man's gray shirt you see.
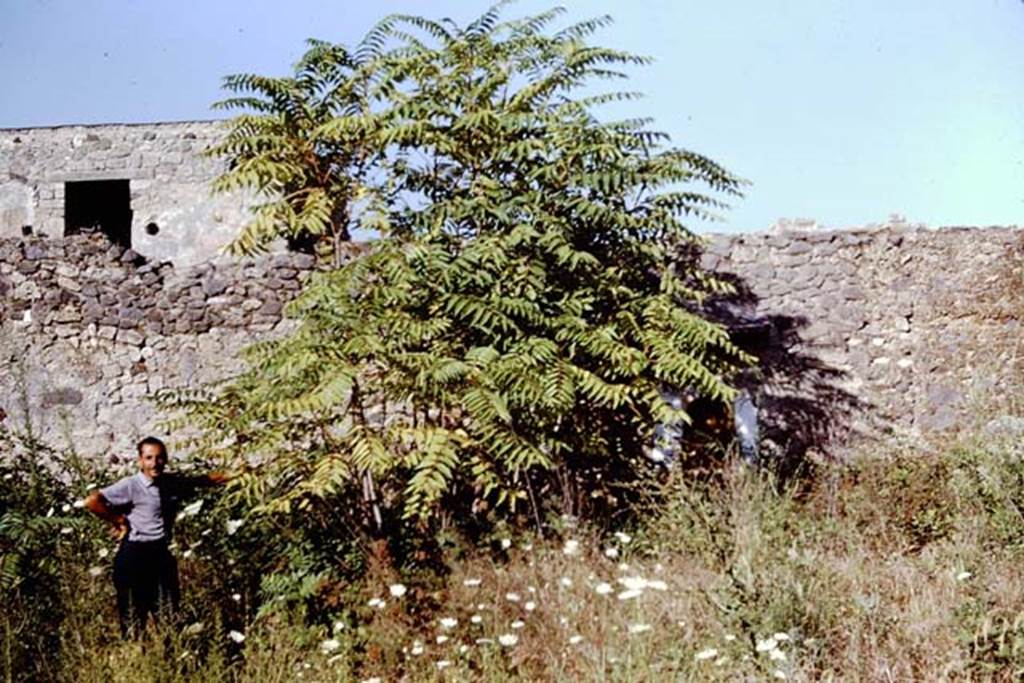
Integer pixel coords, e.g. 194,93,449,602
100,473,196,542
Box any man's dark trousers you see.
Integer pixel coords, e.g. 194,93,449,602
113,538,180,637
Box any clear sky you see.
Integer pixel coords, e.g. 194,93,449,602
1,0,1022,233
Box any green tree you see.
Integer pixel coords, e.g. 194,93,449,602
167,5,746,545
206,36,390,261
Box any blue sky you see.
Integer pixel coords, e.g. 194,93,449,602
1,0,1022,233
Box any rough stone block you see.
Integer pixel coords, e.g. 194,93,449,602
116,329,145,346
41,387,84,408
202,277,228,297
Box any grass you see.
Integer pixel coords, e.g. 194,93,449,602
5,425,1024,681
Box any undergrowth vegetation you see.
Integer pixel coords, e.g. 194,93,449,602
5,422,1024,681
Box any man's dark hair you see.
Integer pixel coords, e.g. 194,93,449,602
137,436,167,457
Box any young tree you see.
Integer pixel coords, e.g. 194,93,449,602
168,5,746,543
206,37,390,262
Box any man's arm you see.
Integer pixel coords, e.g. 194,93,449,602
83,491,129,539
203,471,233,486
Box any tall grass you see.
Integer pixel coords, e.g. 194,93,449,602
5,420,1024,680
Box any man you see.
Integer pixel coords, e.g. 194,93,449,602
84,436,231,637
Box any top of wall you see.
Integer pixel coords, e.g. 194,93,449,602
0,119,226,134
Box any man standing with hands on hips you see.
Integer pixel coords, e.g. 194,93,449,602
84,436,233,637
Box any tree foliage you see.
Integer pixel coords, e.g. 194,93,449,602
207,37,389,259
170,5,747,542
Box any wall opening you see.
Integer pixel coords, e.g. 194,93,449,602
64,179,133,247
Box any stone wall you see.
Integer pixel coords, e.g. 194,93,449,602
0,121,249,267
704,225,1023,455
0,234,315,455
0,225,1021,460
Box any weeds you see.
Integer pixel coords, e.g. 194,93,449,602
5,422,1024,680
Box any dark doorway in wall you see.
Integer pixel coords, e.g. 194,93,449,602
64,179,133,247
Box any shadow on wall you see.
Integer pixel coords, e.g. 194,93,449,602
706,270,874,476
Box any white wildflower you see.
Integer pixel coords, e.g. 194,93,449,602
756,637,778,652
232,593,242,603
614,531,632,544
505,592,521,602
604,547,619,559
628,623,652,634
569,635,583,644
498,633,518,647
333,621,345,632
695,648,718,661
522,543,533,551
956,570,972,581
436,635,449,644
524,601,536,612
61,503,71,513
367,597,387,609
435,660,452,670
562,539,580,556
88,566,103,577
511,620,525,630
500,538,512,549
72,498,85,508
97,547,109,559
773,632,790,641
475,638,494,645
773,671,788,680
320,638,341,654
60,527,72,535
595,582,613,595
646,579,668,591
459,644,469,654
560,577,573,588
617,563,630,572
389,583,407,598
463,577,482,587
770,648,787,662
439,617,458,629
182,549,194,559
228,630,245,644
470,614,483,624
410,641,424,656
225,519,244,535
617,589,642,601
179,500,203,519
617,576,647,591
724,634,736,642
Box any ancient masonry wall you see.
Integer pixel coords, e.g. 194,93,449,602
0,226,1022,458
0,234,314,455
705,225,1023,452
0,121,248,267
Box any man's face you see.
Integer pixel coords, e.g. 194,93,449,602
138,443,168,480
